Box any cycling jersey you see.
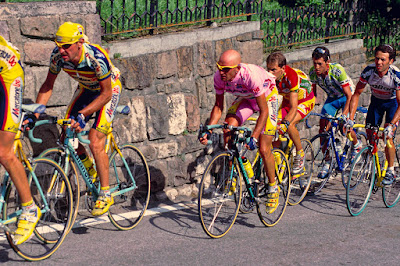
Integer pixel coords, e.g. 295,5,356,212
0,35,24,133
359,64,400,100
214,63,275,98
277,66,313,101
309,63,354,98
49,43,120,91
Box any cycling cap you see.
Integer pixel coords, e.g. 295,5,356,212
55,22,86,46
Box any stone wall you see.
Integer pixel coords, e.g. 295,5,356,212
1,1,373,202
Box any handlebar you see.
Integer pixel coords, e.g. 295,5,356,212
198,123,252,145
28,117,90,145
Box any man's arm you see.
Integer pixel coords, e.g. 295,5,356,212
349,81,366,120
341,84,353,116
284,91,299,124
253,93,269,139
390,89,400,125
208,93,224,126
35,71,58,118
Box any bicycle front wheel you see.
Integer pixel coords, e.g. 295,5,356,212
39,147,80,232
346,146,375,216
108,143,151,230
382,144,400,207
256,148,291,227
4,158,73,261
310,133,334,194
198,152,242,238
288,139,314,205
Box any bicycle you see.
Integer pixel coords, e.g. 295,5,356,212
245,116,314,206
1,104,73,261
346,124,400,216
29,105,151,231
197,123,291,238
306,109,368,194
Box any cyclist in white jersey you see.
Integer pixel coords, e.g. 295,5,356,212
347,44,400,185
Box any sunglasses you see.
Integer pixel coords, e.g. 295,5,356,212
58,42,76,50
314,47,327,54
216,62,238,71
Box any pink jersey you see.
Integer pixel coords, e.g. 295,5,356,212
214,63,275,98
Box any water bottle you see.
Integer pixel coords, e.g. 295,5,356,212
335,138,342,156
242,157,254,181
79,154,98,181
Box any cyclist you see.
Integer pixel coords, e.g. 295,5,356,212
267,52,315,175
346,44,400,185
309,46,361,178
199,49,282,213
0,35,41,245
34,22,122,216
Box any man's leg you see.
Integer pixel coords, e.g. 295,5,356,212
89,129,113,216
288,113,305,175
0,131,41,245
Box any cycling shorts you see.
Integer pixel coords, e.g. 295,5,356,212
366,95,399,127
279,93,315,120
0,64,24,134
227,87,282,136
65,78,122,135
321,95,347,117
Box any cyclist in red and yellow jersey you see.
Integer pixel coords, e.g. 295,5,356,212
267,52,315,175
0,35,41,245
35,22,122,216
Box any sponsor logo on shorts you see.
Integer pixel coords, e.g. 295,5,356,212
105,86,120,122
269,96,278,123
10,77,23,123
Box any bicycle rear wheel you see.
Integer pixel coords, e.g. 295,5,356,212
256,148,290,227
4,158,73,261
39,148,80,232
108,143,151,230
288,139,314,205
310,133,334,194
382,144,400,207
346,146,375,216
198,152,242,238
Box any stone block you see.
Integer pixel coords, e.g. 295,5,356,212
148,160,168,191
150,141,178,159
236,32,252,42
136,143,157,162
197,41,214,77
162,187,178,200
252,30,264,40
0,20,10,40
83,14,101,45
176,184,193,198
113,55,156,90
23,40,54,66
215,38,235,59
157,51,177,78
330,53,340,64
185,94,200,132
239,40,264,65
124,97,147,142
7,18,23,46
180,78,196,94
177,46,193,78
196,78,207,108
165,82,181,94
176,134,203,154
205,75,214,92
20,16,59,39
168,94,186,135
167,157,190,187
145,95,168,140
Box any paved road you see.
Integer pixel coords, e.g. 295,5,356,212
1,177,400,265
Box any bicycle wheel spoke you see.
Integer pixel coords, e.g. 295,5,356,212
108,144,150,230
346,147,375,216
198,153,241,238
310,134,333,194
256,149,290,227
4,158,73,261
382,144,400,207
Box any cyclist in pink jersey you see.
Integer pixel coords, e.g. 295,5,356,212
200,49,282,214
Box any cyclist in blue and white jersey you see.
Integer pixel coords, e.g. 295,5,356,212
347,44,400,185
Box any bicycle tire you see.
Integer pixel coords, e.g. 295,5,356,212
108,143,151,230
256,148,290,227
382,144,400,207
288,138,314,205
4,158,73,261
310,133,334,194
198,152,242,238
39,147,80,232
346,146,375,216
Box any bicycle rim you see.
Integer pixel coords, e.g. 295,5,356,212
288,139,314,205
4,158,73,261
382,144,400,207
198,152,242,238
310,134,333,195
346,147,375,216
39,148,80,233
108,144,151,230
256,148,290,227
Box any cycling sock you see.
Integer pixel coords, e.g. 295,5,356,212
388,166,395,173
296,149,304,157
100,186,111,197
21,199,35,212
